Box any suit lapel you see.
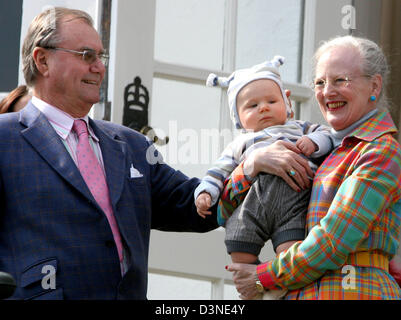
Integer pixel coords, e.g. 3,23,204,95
19,103,128,210
19,103,96,203
90,119,127,208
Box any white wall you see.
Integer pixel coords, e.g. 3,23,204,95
300,0,352,125
108,0,156,124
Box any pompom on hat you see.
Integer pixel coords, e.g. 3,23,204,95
207,56,292,130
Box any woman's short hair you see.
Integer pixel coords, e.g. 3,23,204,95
313,35,390,109
22,7,94,87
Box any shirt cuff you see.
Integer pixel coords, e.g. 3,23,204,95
256,261,276,289
231,162,254,194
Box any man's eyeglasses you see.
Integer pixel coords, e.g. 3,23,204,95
312,75,370,92
44,47,109,66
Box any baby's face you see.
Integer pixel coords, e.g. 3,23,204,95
236,79,287,132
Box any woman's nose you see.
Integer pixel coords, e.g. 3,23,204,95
323,80,337,97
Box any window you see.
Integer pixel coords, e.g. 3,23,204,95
147,0,308,300
151,0,309,178
236,0,304,83
154,0,225,70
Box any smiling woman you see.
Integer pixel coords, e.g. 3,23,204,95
225,36,401,300
313,38,383,131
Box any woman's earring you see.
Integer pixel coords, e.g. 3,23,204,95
370,95,376,101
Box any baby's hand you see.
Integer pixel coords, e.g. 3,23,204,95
195,192,212,219
296,136,318,157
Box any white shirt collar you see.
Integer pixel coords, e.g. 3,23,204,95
31,96,99,142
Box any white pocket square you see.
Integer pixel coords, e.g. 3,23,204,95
130,164,143,178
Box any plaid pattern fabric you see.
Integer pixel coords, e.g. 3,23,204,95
217,162,252,225
222,110,401,299
284,265,400,300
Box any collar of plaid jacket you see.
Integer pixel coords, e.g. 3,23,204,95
342,109,397,144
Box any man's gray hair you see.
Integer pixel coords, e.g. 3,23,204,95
22,7,94,87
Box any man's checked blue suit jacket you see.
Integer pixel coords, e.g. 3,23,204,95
0,102,217,299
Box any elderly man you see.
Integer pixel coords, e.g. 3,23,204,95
0,7,217,300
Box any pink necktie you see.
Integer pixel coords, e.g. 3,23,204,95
73,119,123,263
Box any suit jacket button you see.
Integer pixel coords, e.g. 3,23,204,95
105,240,114,248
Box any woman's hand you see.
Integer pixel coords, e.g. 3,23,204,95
226,263,259,300
389,255,401,287
243,140,314,191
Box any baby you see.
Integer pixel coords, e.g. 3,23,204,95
195,56,334,299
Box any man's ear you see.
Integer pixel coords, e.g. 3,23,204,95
32,47,50,77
